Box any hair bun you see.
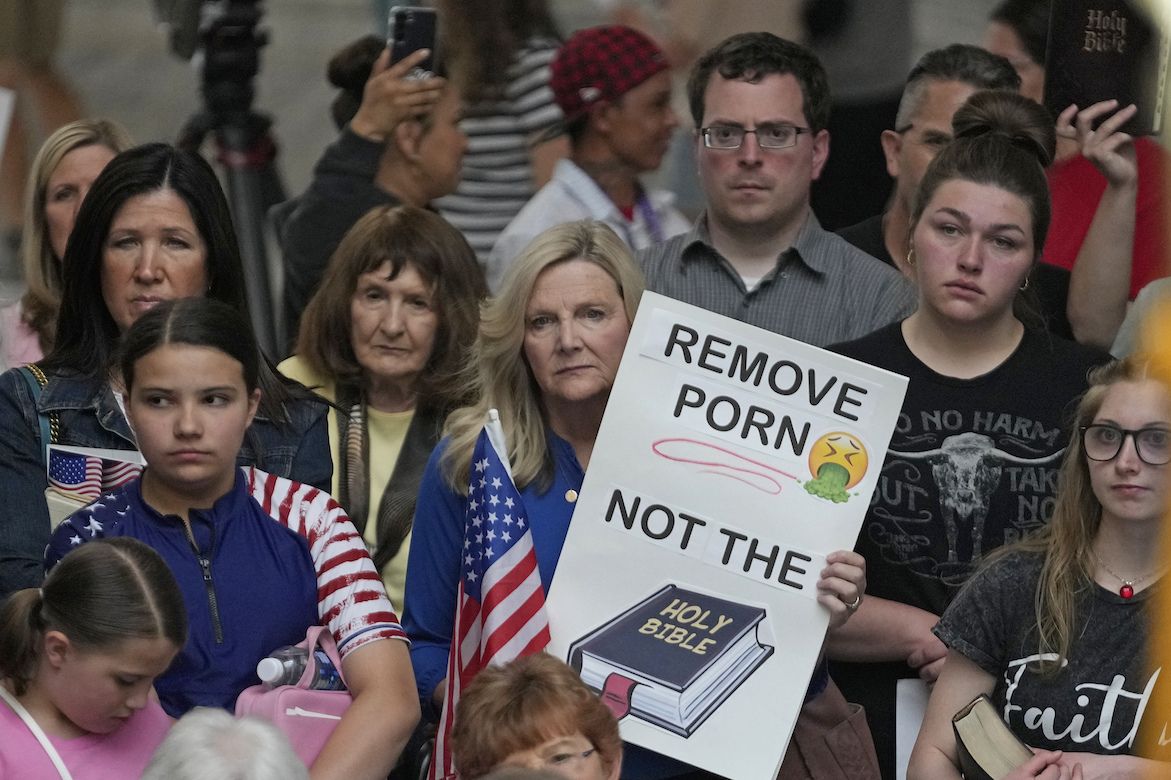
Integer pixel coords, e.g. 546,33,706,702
327,35,385,130
327,35,385,92
952,90,1056,167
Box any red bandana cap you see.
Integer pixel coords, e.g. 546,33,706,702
551,25,669,123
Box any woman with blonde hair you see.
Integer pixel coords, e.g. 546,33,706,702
1,118,131,368
909,357,1171,778
403,220,868,779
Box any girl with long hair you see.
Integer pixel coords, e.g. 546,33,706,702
909,358,1171,778
45,297,419,780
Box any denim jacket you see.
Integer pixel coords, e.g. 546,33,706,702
0,367,332,599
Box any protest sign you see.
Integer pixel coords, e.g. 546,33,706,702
546,292,908,779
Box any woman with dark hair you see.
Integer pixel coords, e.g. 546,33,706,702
826,91,1108,777
431,0,567,262
1,117,132,368
0,142,330,599
280,205,486,605
0,537,186,777
46,297,420,779
982,0,1166,349
453,653,621,780
909,357,1171,778
278,40,466,324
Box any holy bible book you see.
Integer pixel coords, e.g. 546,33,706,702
1044,0,1170,134
568,584,774,737
952,694,1034,780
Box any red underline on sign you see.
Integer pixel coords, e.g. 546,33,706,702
651,438,800,495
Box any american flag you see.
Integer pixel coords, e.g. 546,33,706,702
48,451,102,501
102,458,143,490
430,410,551,780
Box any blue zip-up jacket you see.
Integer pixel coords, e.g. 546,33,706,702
0,368,331,600
46,471,320,715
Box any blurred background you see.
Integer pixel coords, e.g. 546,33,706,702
54,0,1000,196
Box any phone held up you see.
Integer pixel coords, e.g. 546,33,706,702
387,5,440,80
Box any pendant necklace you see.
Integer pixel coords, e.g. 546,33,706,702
1097,557,1163,599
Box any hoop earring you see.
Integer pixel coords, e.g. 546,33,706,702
1019,276,1030,291
906,248,916,267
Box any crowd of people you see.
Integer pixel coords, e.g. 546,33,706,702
0,0,1168,778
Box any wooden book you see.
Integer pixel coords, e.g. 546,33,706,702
1044,0,1170,134
952,694,1034,780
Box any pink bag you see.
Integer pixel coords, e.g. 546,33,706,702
235,626,351,767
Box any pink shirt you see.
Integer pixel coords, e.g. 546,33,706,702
0,301,44,370
0,698,172,778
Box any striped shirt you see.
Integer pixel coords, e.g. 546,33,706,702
435,37,563,262
243,467,406,657
638,213,918,347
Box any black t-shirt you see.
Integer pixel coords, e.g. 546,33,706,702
828,322,1107,777
937,551,1165,757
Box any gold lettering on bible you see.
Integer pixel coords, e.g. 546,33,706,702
637,598,735,656
1083,8,1128,54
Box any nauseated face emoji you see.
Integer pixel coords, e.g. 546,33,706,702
804,432,868,503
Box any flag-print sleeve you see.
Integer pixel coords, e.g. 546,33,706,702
401,442,465,719
44,509,100,570
246,468,407,661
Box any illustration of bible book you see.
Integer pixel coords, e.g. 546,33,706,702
568,584,774,737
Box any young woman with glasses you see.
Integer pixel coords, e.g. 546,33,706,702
908,357,1171,779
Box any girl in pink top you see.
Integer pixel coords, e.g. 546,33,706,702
0,537,186,779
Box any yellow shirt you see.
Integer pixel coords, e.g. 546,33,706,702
278,355,414,607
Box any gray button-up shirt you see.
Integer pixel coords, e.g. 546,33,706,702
638,213,918,347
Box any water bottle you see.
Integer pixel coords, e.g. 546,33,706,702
256,646,345,690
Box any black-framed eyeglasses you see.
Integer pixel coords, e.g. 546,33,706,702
701,123,810,150
1080,424,1171,466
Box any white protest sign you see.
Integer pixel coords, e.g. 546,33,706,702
546,292,908,780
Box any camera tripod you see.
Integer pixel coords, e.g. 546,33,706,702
173,0,286,356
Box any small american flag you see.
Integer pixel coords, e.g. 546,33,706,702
102,459,143,490
48,451,102,501
429,410,551,780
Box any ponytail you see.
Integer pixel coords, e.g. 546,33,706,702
0,589,48,695
0,539,187,696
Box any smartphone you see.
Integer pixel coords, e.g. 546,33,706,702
387,5,439,77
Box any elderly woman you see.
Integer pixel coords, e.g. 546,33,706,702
0,143,330,599
1,118,131,369
403,220,868,780
280,205,486,605
453,653,621,780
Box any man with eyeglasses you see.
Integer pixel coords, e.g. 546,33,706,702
639,32,915,348
486,25,691,292
837,45,1020,275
